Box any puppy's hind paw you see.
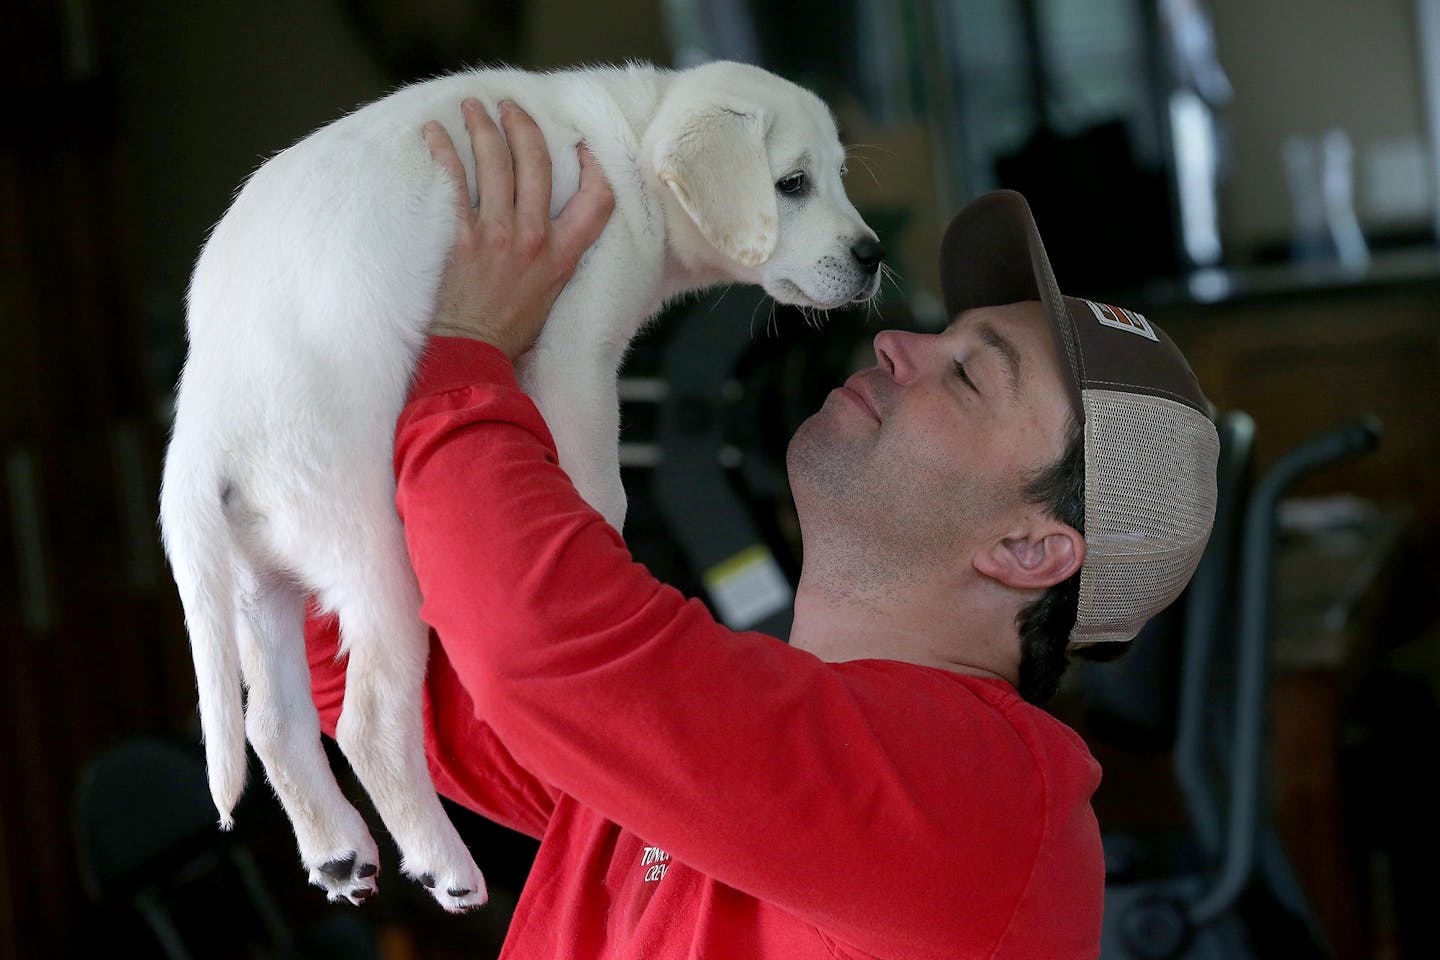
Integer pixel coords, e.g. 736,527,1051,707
307,850,381,906
405,863,488,913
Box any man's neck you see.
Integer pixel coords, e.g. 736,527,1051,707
786,563,1022,686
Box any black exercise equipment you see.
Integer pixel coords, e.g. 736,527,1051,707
1093,414,1381,959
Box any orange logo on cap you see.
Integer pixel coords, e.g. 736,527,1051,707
1082,299,1159,342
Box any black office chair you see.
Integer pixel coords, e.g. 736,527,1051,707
73,735,298,958
1081,412,1380,959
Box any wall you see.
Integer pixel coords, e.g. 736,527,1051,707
1210,0,1435,259
106,0,669,322
521,0,669,69
105,1,392,299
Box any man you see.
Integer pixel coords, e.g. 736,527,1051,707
306,100,1219,958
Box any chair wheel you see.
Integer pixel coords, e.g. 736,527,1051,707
1120,894,1191,959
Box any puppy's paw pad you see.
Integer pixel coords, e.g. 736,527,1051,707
307,849,380,904
439,886,487,913
318,853,358,880
405,867,487,913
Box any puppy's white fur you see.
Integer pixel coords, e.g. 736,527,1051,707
159,60,878,911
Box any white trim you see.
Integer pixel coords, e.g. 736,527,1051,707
1418,0,1440,243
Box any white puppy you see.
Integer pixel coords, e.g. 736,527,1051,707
159,60,881,911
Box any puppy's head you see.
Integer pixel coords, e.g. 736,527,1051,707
648,61,882,309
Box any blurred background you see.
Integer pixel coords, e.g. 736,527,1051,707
3,0,1440,957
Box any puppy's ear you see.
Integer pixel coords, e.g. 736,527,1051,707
656,107,777,266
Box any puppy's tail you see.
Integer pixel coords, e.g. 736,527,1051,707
159,452,247,829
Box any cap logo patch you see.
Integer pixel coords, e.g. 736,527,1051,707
1083,299,1158,342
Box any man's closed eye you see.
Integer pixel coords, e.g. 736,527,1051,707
953,358,978,392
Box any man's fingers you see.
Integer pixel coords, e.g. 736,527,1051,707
553,142,615,268
464,99,514,225
422,121,470,216
500,102,553,241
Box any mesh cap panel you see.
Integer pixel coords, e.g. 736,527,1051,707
1073,390,1220,646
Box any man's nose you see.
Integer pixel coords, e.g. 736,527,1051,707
850,237,885,275
873,329,922,382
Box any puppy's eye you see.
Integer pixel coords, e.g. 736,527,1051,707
776,172,807,196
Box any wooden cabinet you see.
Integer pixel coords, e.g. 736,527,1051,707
1163,278,1440,538
1160,276,1440,671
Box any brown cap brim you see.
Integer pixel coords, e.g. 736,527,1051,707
939,190,1211,419
940,190,1084,417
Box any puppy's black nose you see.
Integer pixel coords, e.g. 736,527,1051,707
850,238,884,274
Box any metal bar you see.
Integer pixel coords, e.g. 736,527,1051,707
1174,411,1254,858
1192,417,1380,923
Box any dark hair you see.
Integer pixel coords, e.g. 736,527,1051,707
1014,417,1130,703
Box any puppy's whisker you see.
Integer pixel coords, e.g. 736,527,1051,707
867,297,885,326
850,154,881,187
845,142,897,159
708,281,737,313
748,295,768,339
879,262,903,298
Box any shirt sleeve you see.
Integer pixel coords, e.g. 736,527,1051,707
394,336,1095,954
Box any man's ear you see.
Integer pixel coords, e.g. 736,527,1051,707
654,106,778,267
973,522,1085,591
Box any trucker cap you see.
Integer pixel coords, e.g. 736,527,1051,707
940,190,1220,648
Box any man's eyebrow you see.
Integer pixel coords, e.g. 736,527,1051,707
974,321,1022,398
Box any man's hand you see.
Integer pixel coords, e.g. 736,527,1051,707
423,99,614,360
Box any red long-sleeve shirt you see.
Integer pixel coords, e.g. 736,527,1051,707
306,337,1105,959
